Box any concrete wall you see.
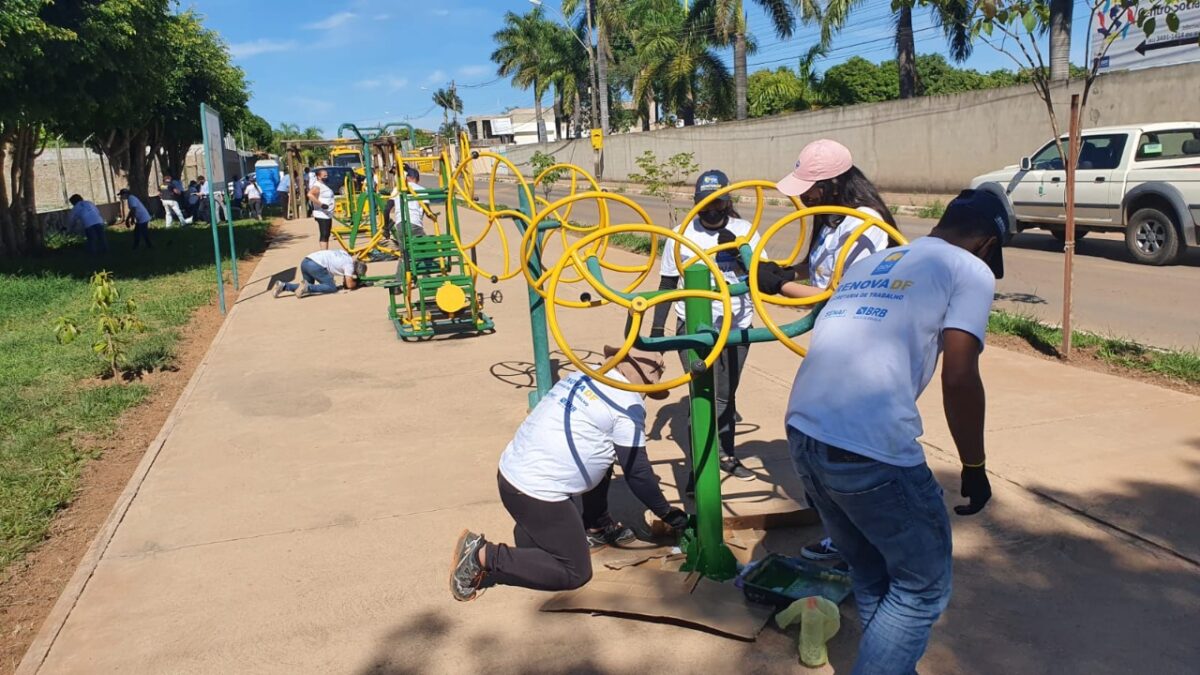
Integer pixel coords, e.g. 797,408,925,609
501,62,1200,194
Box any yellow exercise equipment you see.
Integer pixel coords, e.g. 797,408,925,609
672,179,805,274
749,206,909,357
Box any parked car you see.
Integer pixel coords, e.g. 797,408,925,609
970,122,1200,265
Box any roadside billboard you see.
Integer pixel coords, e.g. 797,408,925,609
1093,1,1200,72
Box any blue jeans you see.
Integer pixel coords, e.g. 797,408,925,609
787,427,952,675
282,258,339,295
84,225,107,254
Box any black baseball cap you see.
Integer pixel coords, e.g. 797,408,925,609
938,189,1010,279
694,169,731,204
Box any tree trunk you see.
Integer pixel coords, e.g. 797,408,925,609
0,123,45,256
533,84,546,144
572,90,583,139
734,28,748,120
586,0,600,130
1049,0,1073,82
597,22,611,133
554,88,564,141
896,3,919,99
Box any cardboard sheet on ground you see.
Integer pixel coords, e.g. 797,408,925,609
540,566,773,640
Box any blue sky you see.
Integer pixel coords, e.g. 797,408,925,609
193,0,1095,137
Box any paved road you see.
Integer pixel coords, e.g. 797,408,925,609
491,184,1200,350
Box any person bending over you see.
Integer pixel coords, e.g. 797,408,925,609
784,190,1004,674
273,249,366,298
449,347,688,601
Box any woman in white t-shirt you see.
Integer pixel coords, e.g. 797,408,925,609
769,139,901,563
761,139,899,301
307,168,336,250
649,170,760,483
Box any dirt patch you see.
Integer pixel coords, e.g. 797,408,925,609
0,229,273,673
989,333,1200,397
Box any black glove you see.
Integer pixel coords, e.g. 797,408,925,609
661,508,689,531
954,464,991,516
755,261,797,295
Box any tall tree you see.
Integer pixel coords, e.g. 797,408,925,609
630,0,733,126
563,0,625,133
820,0,973,99
431,87,463,130
544,23,590,138
689,0,802,121
492,8,554,143
1048,0,1073,82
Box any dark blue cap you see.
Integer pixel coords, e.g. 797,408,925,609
940,189,1010,279
694,169,731,204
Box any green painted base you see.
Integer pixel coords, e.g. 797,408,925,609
391,313,494,340
678,524,739,581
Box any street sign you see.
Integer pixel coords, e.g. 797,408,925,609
590,128,604,151
201,105,227,185
200,102,239,314
1093,1,1200,73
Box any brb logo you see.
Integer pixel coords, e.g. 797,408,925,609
855,306,889,319
871,250,907,275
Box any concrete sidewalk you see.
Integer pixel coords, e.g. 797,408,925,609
20,217,1199,674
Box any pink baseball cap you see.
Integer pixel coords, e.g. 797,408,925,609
776,139,854,197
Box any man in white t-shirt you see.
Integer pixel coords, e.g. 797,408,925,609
244,175,264,221
648,169,762,482
390,165,428,238
785,190,1007,672
449,347,688,602
273,249,367,298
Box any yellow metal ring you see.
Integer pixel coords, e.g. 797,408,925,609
545,224,733,395
749,206,909,357
673,180,803,274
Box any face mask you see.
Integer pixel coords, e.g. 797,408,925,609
698,208,727,227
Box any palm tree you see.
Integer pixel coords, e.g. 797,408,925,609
543,23,589,138
563,0,625,133
492,9,553,143
631,1,733,127
431,87,463,131
820,0,972,99
1049,0,1072,82
689,0,807,121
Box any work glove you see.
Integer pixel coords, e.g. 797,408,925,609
954,464,991,516
661,508,690,532
755,261,797,295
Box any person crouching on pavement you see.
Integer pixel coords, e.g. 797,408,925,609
449,346,689,601
273,249,366,298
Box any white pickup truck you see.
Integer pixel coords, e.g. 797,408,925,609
969,122,1200,265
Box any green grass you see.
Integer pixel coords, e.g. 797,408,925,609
988,310,1200,385
0,219,269,570
605,231,664,255
917,200,946,220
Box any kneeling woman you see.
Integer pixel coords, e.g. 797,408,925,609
450,347,687,601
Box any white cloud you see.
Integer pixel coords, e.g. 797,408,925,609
430,9,450,17
355,76,408,91
288,97,335,115
458,64,490,78
425,69,447,85
305,12,357,30
373,13,390,20
228,39,297,59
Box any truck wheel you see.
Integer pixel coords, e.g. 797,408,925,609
1049,229,1088,245
1125,207,1179,265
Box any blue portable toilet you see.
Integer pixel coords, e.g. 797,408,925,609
254,159,280,205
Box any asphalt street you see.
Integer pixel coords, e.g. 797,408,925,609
489,184,1200,350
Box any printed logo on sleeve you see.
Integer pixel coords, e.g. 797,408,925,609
870,250,907,276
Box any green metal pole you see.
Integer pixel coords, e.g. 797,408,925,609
518,188,553,409
224,190,238,289
680,264,737,580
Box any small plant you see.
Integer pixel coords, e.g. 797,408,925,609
729,194,743,204
54,271,147,378
917,200,946,220
612,185,627,194
766,197,782,207
887,204,900,215
529,151,563,202
627,150,699,227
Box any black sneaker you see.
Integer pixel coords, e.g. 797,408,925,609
801,537,841,561
449,529,487,602
720,456,755,481
586,522,636,549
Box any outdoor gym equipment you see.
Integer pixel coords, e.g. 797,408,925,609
539,203,908,580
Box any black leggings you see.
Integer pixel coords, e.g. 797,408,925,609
484,473,592,591
315,217,332,243
676,319,749,458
